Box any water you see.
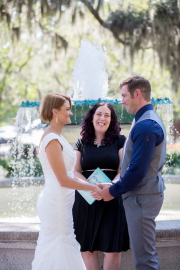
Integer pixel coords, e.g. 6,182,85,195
72,39,109,100
1,182,179,223
5,107,45,217
154,103,174,144
11,107,44,178
1,40,179,222
1,124,179,222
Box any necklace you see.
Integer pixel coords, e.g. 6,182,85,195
48,126,61,136
94,140,104,148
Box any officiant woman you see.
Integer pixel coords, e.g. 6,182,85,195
73,102,130,270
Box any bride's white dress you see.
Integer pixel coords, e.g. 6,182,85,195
32,133,86,270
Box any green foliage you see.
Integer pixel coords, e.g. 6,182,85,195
165,152,180,167
8,157,43,178
12,143,37,160
0,0,180,125
0,158,13,177
163,152,180,175
0,24,40,123
8,143,43,177
0,156,43,178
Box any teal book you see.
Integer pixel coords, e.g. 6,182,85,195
77,167,112,205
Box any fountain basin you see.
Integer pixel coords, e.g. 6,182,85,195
1,123,179,223
2,97,177,269
19,98,173,124
0,175,180,223
0,220,180,270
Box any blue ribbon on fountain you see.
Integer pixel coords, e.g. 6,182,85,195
19,101,41,107
151,97,173,104
73,97,173,105
19,98,173,108
72,98,121,105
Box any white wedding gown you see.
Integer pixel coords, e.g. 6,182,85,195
32,133,86,270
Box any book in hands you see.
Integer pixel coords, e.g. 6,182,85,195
77,167,112,205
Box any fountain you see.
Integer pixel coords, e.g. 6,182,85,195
0,39,178,221
0,40,180,270
18,40,173,125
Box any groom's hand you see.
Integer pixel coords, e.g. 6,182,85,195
98,183,114,201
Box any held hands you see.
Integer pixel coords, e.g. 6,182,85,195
91,185,103,200
98,183,114,201
91,183,114,202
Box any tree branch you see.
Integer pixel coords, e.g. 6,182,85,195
0,98,19,118
18,51,34,72
96,0,103,12
54,73,69,90
81,0,129,45
0,62,12,97
80,0,109,28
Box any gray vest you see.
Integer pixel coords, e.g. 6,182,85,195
121,109,166,199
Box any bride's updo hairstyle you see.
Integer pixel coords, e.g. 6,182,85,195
40,93,72,123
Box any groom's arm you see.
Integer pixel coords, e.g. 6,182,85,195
100,120,163,200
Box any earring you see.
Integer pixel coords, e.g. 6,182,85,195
56,117,58,124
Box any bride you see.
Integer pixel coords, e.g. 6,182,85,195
32,93,101,270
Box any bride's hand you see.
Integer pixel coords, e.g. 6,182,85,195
91,185,103,200
95,185,103,192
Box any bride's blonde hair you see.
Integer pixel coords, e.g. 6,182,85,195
40,93,72,123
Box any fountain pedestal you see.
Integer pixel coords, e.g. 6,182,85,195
0,221,180,270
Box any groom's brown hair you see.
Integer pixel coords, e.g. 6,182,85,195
40,93,72,123
120,76,151,102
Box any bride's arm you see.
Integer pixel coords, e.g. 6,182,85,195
74,151,89,183
46,139,100,192
74,150,103,201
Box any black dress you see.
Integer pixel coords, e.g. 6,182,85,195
73,136,130,253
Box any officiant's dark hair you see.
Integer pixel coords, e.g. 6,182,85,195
40,93,72,123
81,103,121,145
120,76,151,101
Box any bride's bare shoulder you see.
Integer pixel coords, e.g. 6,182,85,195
41,128,52,140
39,128,52,148
39,129,63,151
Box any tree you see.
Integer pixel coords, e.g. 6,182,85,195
1,0,180,94
0,0,179,123
0,23,35,123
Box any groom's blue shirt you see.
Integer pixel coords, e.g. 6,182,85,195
109,104,164,197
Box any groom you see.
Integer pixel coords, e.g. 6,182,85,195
99,76,166,270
